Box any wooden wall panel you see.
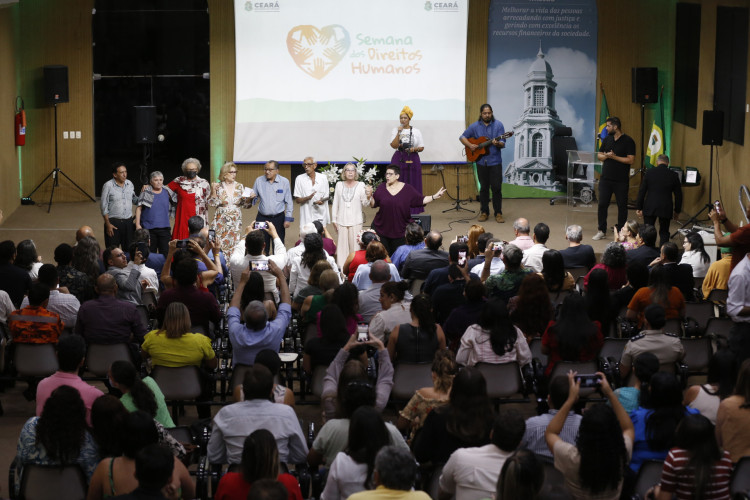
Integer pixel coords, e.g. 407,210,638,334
208,0,236,182
0,6,20,222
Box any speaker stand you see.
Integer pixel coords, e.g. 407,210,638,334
25,103,96,213
443,163,475,214
671,143,716,238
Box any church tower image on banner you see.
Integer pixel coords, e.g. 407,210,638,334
504,46,569,192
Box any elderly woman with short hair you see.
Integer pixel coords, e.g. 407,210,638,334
168,157,211,240
208,161,255,254
135,170,177,255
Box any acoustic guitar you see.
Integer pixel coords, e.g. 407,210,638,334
464,131,514,162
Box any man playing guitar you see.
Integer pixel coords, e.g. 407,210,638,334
460,103,507,223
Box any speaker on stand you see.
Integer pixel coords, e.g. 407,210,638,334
632,67,659,177
24,65,95,212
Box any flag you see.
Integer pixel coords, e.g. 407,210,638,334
597,86,610,150
647,87,665,167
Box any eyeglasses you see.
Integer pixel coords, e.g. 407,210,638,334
303,163,316,166
228,170,238,174
264,168,276,172
385,172,396,177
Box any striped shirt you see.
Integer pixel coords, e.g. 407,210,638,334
659,448,733,500
521,410,582,462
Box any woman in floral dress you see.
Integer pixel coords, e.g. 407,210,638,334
208,161,253,254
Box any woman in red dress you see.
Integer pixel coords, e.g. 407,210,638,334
168,157,210,240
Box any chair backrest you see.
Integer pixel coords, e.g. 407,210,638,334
85,343,132,377
599,338,628,361
731,456,750,496
548,361,599,397
151,365,203,400
705,317,734,341
14,343,59,377
707,288,728,304
140,290,157,310
633,460,664,499
310,365,327,398
475,362,524,399
135,304,150,330
684,301,715,333
529,336,547,367
229,363,253,390
391,363,433,401
540,461,567,497
681,337,712,375
549,290,573,309
566,267,589,283
19,464,87,500
663,318,682,337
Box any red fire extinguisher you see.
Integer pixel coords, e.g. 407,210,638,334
15,96,26,146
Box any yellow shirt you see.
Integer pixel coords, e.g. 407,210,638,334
142,330,215,367
702,254,732,299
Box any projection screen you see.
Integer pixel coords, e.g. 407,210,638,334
233,0,468,163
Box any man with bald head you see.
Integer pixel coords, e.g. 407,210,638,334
509,218,533,251
401,230,449,281
75,273,147,345
293,156,330,227
76,225,95,242
228,259,291,365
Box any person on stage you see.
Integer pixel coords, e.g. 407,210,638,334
459,104,506,223
208,161,254,255
368,165,446,256
635,154,682,247
168,157,210,241
331,163,371,269
135,171,177,255
390,106,425,215
593,116,635,241
293,157,330,227
101,162,137,250
251,160,293,254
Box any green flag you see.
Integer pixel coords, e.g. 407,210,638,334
647,92,665,167
597,86,610,151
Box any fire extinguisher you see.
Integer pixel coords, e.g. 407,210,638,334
15,96,26,146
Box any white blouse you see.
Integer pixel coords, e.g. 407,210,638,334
679,250,710,278
391,127,424,149
331,181,369,227
456,324,532,367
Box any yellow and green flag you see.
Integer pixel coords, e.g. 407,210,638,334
597,86,610,150
647,87,665,167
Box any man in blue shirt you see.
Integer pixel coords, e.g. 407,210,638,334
460,104,507,223
251,160,294,254
227,259,291,366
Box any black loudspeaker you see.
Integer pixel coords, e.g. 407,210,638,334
134,106,156,144
702,110,724,146
43,65,69,105
631,67,658,104
412,215,431,232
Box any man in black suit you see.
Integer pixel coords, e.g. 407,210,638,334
636,154,682,247
627,224,661,269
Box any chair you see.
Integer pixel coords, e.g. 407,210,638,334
140,289,157,310
135,304,151,330
680,337,712,379
684,301,715,335
731,456,750,497
10,462,87,500
540,462,567,497
663,318,682,337
229,363,254,393
599,338,628,387
549,290,574,310
475,362,530,404
705,317,734,343
565,267,589,283
14,343,59,377
151,365,204,425
632,460,664,500
707,288,728,304
391,363,432,402
529,336,547,367
309,365,327,398
85,343,132,378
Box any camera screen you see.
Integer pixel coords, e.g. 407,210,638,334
250,260,269,271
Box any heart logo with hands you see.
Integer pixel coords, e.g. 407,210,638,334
287,25,350,80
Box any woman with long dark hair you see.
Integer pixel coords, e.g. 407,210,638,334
241,270,277,320
496,448,545,500
72,235,102,283
508,273,553,340
387,294,446,364
413,366,495,465
15,239,43,281
109,360,175,428
585,268,614,336
540,249,575,292
304,304,351,374
290,232,334,298
541,293,603,377
213,429,303,500
546,372,634,499
626,264,686,328
322,406,392,500
457,297,531,367
716,358,750,462
684,347,737,423
650,414,732,500
679,231,711,278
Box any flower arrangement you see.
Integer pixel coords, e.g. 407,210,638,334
321,157,382,196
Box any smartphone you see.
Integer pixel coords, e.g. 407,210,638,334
492,242,504,252
250,260,269,271
457,235,468,243
714,200,721,212
175,239,189,249
357,323,369,342
575,374,601,388
208,229,216,242
254,221,268,230
458,250,467,266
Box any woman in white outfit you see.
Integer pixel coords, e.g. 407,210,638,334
331,163,372,269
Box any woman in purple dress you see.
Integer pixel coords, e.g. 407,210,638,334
368,165,446,256
389,106,425,214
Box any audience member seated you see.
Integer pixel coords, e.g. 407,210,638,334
133,228,166,281
75,274,147,346
125,241,159,293
358,260,393,322
652,242,695,301
541,294,603,378
540,249,575,293
470,237,504,277
292,259,332,312
390,223,426,272
495,449,545,500
442,280,486,352
107,444,182,500
103,245,145,304
21,263,80,329
15,385,99,491
466,224,486,258
248,479,290,500
423,242,479,296
208,365,308,465
290,232,338,298
230,223,287,298
629,372,698,474
482,244,532,302
300,269,340,323
430,265,472,325
400,231,448,281
233,349,295,407
321,406,393,500
397,350,456,441
36,335,103,425
284,223,316,272
439,409,526,500
626,266,686,329
368,281,411,344
387,294,446,364
0,289,13,323
521,375,582,463
109,360,175,428
610,260,650,316
241,270,278,321
559,224,596,270
412,367,494,466
344,231,380,282
321,334,393,421
87,412,193,500
324,282,362,337
545,372,634,500
508,218,533,251
0,240,32,308
684,347,737,424
614,219,639,250
584,241,627,291
459,299,530,369
352,242,400,291
679,231,711,278
8,283,63,344
716,358,750,463
467,232,494,271
72,235,103,286
347,446,431,500
156,258,221,333
508,274,553,340
228,261,291,366
54,242,94,303
15,239,43,282
620,304,684,383
613,352,659,413
293,220,336,258
303,304,350,375
160,240,218,292
702,242,732,300
626,224,660,268
213,429,303,500
584,268,615,336
521,222,550,273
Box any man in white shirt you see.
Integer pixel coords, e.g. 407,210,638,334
229,222,287,299
293,156,330,227
438,409,526,500
470,238,505,277
521,222,550,273
21,264,80,329
509,218,534,251
728,253,750,364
